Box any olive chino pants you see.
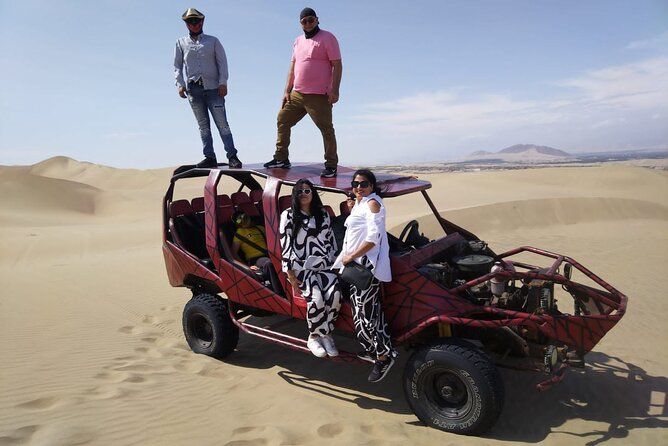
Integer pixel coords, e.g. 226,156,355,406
274,91,338,169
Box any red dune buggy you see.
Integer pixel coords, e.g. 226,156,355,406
162,163,627,435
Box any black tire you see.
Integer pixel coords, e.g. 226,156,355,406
182,294,239,359
402,339,505,435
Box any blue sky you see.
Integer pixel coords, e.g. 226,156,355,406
0,0,667,168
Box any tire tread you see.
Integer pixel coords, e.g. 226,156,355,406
183,293,239,359
403,339,505,435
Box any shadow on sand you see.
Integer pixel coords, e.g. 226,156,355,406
224,317,667,443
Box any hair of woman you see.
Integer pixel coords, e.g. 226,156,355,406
352,168,384,196
290,178,325,234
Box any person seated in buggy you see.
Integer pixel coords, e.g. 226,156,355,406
231,210,282,295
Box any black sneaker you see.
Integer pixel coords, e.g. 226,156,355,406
320,166,337,178
196,156,218,168
368,356,395,382
263,158,291,169
228,155,242,169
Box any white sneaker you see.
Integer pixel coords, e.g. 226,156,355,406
320,334,339,357
307,335,327,358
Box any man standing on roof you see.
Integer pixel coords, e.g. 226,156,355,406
264,7,342,178
174,8,243,169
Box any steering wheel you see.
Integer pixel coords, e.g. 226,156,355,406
398,220,420,246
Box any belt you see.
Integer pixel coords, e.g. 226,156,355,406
188,78,204,87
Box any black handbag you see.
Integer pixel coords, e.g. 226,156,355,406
340,261,374,290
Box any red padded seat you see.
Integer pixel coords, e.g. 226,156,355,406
237,202,260,218
217,194,233,207
170,199,193,217
278,195,292,213
249,189,263,204
217,205,234,223
231,191,251,205
191,197,204,212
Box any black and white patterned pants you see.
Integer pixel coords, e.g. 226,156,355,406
349,257,397,359
297,269,342,336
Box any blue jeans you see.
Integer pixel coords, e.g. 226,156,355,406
187,84,237,159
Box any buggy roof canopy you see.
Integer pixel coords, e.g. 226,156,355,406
173,163,431,197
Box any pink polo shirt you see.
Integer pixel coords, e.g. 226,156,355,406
291,30,341,95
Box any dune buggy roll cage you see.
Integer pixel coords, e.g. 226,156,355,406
162,164,627,380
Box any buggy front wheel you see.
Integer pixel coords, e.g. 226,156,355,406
402,339,504,435
182,294,239,359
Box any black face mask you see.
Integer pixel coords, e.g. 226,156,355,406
304,25,320,39
187,21,203,37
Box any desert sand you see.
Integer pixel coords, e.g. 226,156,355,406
1,157,667,445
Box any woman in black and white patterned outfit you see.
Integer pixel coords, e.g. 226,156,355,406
280,179,342,358
334,169,397,382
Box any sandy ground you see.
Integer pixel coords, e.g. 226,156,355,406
1,157,667,445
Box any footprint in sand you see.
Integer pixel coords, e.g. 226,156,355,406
135,345,167,358
94,371,131,384
94,368,149,384
360,423,380,435
123,374,146,383
113,363,160,373
85,384,136,401
0,425,39,445
224,439,268,446
317,423,344,438
15,396,75,411
118,325,144,335
232,426,265,435
29,422,96,445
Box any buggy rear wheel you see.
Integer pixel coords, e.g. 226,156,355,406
182,294,239,359
403,339,504,435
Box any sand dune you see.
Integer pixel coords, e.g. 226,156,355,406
397,196,668,237
29,156,171,190
1,159,666,445
0,168,101,225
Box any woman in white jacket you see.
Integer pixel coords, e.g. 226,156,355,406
334,169,396,382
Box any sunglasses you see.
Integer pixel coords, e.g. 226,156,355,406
351,180,370,188
300,16,316,25
297,188,312,196
185,18,203,25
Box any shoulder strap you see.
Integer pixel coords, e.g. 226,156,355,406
235,232,268,256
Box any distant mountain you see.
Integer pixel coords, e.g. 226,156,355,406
498,144,571,157
470,150,492,157
462,144,573,163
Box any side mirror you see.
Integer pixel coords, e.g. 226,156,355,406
563,263,572,280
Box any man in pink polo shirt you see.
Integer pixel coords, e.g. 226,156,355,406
264,7,343,178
